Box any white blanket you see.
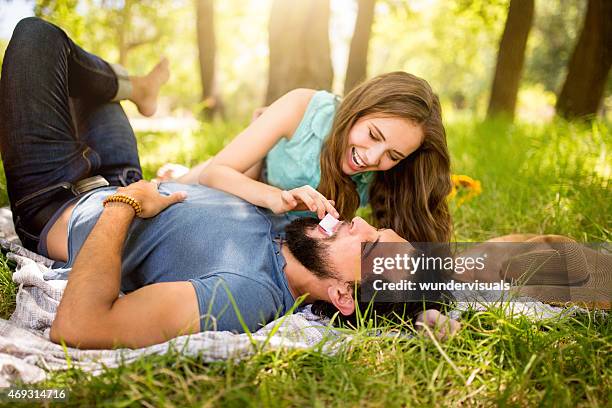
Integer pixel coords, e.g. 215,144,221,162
0,250,344,387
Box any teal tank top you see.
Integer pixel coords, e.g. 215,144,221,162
265,90,374,208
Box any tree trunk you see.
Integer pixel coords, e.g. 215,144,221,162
556,0,612,119
486,0,535,120
344,0,376,95
265,0,333,105
117,0,133,66
196,0,221,120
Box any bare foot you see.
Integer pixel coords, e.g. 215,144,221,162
129,58,170,117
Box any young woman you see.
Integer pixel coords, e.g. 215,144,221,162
169,73,453,243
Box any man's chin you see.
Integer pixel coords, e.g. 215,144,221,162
285,217,334,279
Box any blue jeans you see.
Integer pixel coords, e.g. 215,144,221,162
0,17,142,252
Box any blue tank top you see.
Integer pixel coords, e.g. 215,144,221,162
265,90,374,208
60,183,295,333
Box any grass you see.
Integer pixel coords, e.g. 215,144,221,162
17,311,609,407
0,118,610,406
446,119,610,242
0,255,16,320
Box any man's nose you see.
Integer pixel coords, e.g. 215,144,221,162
349,217,377,235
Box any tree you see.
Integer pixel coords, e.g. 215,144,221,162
115,0,158,66
524,0,586,94
487,0,535,120
35,0,165,66
196,0,222,119
34,0,84,43
556,0,612,119
265,0,333,105
344,0,376,95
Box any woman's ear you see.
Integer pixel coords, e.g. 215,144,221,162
327,283,355,316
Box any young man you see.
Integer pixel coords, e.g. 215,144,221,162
0,18,459,349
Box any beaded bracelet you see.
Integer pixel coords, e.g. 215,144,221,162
102,194,143,216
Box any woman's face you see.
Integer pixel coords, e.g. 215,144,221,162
341,115,424,175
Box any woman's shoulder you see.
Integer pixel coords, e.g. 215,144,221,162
283,87,338,119
285,89,339,143
286,88,338,110
284,88,318,102
270,89,313,139
283,88,316,114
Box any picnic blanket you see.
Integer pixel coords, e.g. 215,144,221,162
0,251,345,387
0,208,580,386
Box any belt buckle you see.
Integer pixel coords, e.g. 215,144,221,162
72,175,110,195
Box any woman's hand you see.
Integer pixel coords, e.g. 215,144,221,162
269,185,339,219
116,180,187,218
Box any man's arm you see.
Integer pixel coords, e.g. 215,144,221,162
50,181,201,349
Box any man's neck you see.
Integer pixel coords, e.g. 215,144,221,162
280,244,328,304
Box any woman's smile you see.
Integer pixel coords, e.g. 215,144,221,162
346,146,368,173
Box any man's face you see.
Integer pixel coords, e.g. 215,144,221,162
286,216,407,284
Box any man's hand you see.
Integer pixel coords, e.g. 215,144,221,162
51,179,198,349
415,309,461,341
117,180,187,218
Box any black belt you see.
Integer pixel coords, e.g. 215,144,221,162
28,176,110,235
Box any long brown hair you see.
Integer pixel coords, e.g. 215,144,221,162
318,71,452,242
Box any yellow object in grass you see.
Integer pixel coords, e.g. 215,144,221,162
448,174,482,206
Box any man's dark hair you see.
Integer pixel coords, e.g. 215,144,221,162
311,278,452,327
313,242,455,326
285,217,337,279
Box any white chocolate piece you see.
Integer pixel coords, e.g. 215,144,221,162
319,213,340,236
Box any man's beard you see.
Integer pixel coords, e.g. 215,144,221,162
285,218,337,279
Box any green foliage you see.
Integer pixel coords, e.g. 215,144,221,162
214,0,271,118
0,254,16,320
0,38,7,79
134,120,244,180
371,0,509,116
26,0,273,118
35,0,85,43
0,168,7,208
454,0,510,29
33,0,201,112
3,0,605,119
524,0,586,94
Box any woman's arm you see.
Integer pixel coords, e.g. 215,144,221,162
199,89,322,210
168,159,262,185
155,106,269,184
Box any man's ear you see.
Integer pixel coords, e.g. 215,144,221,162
327,282,355,316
